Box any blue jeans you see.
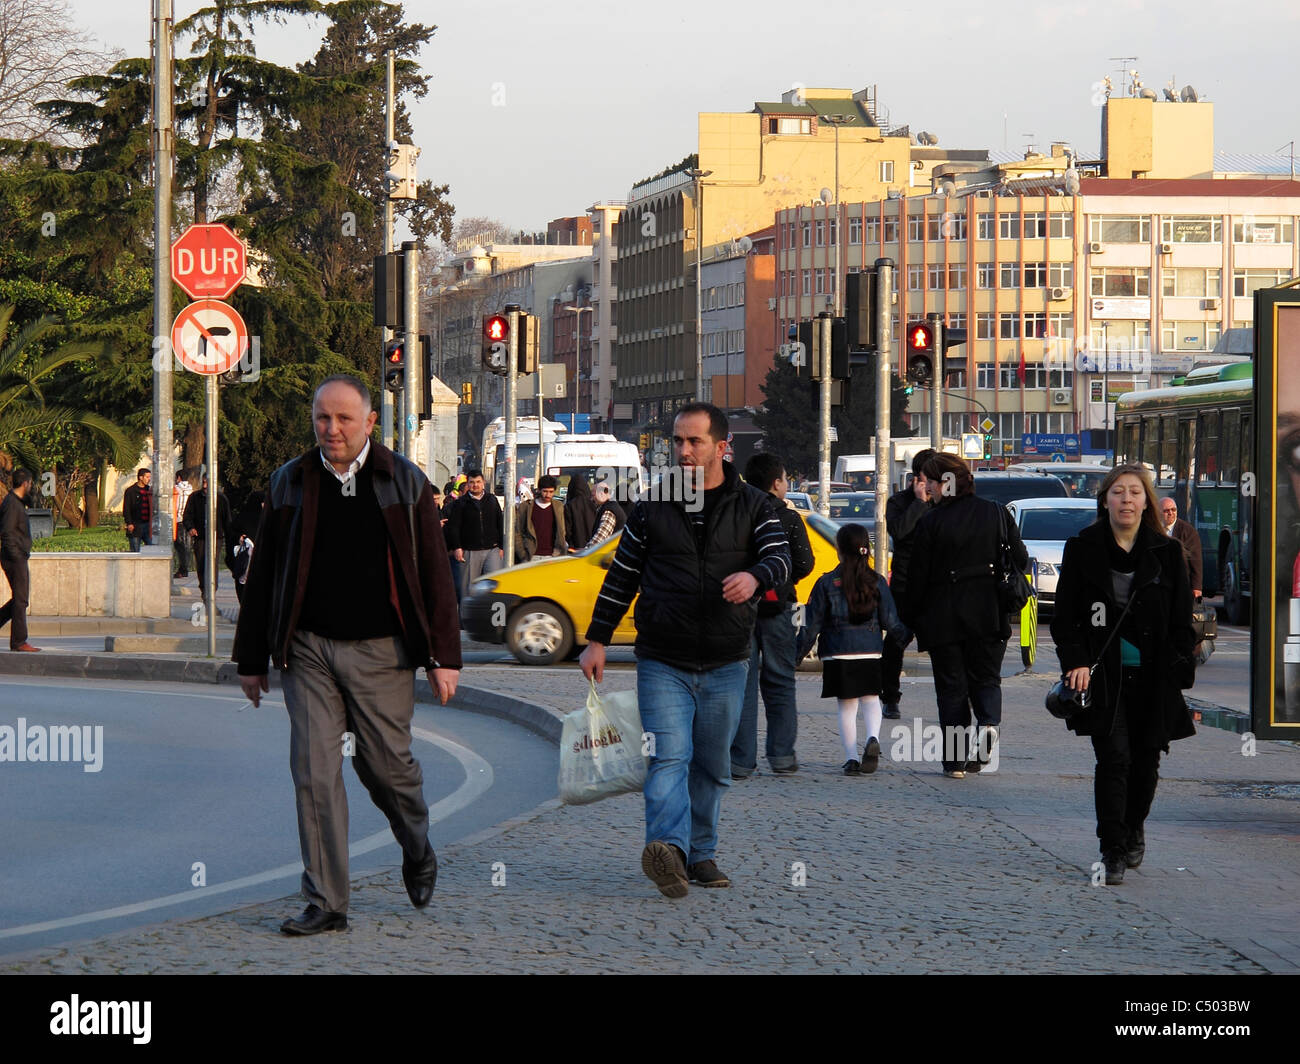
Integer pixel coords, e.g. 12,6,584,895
637,657,748,865
127,528,152,552
731,609,799,774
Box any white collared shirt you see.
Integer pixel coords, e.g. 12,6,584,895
320,438,370,484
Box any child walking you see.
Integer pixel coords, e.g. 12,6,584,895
796,523,910,775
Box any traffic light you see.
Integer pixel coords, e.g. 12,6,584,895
419,333,433,419
984,432,993,458
461,381,473,405
796,320,816,379
517,312,539,374
384,339,404,392
482,314,509,375
845,269,877,350
904,321,935,385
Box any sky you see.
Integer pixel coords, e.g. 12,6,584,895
69,0,1300,232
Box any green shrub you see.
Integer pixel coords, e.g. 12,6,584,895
32,528,131,553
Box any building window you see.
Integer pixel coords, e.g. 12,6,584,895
801,269,812,295
738,280,745,303
1023,212,1047,238
1233,216,1295,244
908,215,925,242
1000,262,1020,288
1048,262,1073,289
976,314,996,340
849,217,862,244
1162,321,1221,351
1049,212,1074,238
1089,215,1151,243
942,213,968,240
1024,312,1047,338
999,365,1021,389
1161,216,1222,244
947,264,968,290
882,218,898,243
975,362,997,388
880,160,895,182
999,313,1021,339
976,262,996,289
864,217,879,243
1090,319,1151,349
815,219,826,246
828,220,837,246
1162,268,1221,298
1090,267,1150,297
927,264,945,289
801,222,811,248
946,312,966,331
977,213,995,240
1023,262,1048,287
815,269,826,295
946,368,968,388
925,215,944,241
769,116,812,135
1233,268,1294,298
998,215,1021,240
1049,312,1074,338
907,264,924,290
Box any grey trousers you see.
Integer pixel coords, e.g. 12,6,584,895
460,546,505,600
281,630,429,913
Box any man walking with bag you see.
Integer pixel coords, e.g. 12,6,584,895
580,403,790,897
234,376,461,935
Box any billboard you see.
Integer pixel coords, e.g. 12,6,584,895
1252,279,1300,738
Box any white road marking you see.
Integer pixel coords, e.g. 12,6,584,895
0,722,493,941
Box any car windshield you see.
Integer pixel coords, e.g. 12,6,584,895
975,477,1067,505
828,493,875,519
1020,508,1097,540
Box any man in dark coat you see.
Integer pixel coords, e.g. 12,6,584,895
881,449,935,719
183,475,233,598
0,469,39,652
908,454,1028,776
1159,497,1202,597
731,452,816,777
442,470,504,603
564,473,598,551
122,467,153,551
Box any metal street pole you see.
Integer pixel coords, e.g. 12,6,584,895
822,114,852,317
687,168,713,400
402,239,420,462
503,304,520,566
381,50,396,450
929,313,944,450
204,378,217,656
818,311,832,518
874,259,894,576
1101,320,1110,459
151,0,174,560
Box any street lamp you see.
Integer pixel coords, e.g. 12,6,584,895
564,303,593,432
686,167,713,401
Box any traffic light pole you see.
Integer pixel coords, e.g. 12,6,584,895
503,304,520,567
818,312,832,518
402,239,420,461
929,313,944,451
874,259,893,576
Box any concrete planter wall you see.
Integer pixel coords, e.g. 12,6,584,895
0,546,171,618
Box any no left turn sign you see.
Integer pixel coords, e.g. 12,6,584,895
170,299,248,376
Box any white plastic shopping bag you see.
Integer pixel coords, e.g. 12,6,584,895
558,679,647,805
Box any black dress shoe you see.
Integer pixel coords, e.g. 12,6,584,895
1125,828,1146,869
882,703,901,720
280,904,347,936
403,843,438,908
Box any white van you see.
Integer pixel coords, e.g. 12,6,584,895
545,434,645,505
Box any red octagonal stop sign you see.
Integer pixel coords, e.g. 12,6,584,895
171,223,246,301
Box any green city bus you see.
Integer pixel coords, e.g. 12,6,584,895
1113,362,1253,623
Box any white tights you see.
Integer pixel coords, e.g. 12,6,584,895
838,696,882,761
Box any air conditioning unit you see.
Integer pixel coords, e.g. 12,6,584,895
1088,241,1103,254
1159,242,1174,254
1201,297,1220,311
1049,286,1071,301
1051,389,1071,406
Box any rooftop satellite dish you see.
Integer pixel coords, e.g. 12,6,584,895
940,179,957,198
1139,87,1158,101
737,235,753,253
917,131,937,146
820,187,833,204
1064,168,1081,196
1180,85,1199,102
1163,88,1178,101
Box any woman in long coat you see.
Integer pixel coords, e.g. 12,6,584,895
1050,464,1196,885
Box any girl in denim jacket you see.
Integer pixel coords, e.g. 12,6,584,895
796,524,910,775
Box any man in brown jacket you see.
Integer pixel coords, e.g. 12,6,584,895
233,376,461,936
514,473,568,562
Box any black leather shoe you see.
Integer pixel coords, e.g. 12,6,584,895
882,703,901,720
1103,851,1126,885
403,843,438,908
280,904,347,936
1125,828,1146,869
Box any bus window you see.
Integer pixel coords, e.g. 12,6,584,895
1197,411,1220,485
1178,418,1194,509
1221,409,1241,485
1141,414,1161,474
1119,422,1140,466
1160,415,1177,486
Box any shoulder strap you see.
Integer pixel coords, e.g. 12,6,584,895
1088,592,1139,675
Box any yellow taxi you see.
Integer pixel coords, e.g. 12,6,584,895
461,509,851,665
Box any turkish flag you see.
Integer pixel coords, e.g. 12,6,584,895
1017,347,1026,386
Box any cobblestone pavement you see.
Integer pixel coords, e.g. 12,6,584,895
4,656,1298,975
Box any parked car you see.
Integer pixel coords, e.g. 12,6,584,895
1004,497,1098,612
785,491,813,512
826,492,876,525
1014,462,1112,499
462,510,846,665
972,470,1068,506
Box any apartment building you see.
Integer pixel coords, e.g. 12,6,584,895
587,201,625,431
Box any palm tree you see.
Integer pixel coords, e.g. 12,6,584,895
0,304,136,488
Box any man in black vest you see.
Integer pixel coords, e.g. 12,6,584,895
581,403,791,897
881,449,935,719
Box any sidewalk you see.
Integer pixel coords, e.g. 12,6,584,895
3,656,1297,974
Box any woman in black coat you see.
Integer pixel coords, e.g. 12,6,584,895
1050,463,1196,886
564,474,597,552
908,453,1028,777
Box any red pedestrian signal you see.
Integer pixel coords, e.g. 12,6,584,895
483,314,510,374
904,321,934,385
484,315,508,343
908,322,934,352
384,339,404,392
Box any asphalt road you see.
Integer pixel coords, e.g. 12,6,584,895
0,677,556,956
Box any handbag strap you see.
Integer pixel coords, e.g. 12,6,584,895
1085,590,1138,676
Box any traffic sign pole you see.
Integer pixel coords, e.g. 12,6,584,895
205,373,217,657
929,313,944,451
503,304,520,567
874,259,893,576
151,0,174,561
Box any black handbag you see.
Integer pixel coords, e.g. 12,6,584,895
1045,592,1137,720
996,506,1032,615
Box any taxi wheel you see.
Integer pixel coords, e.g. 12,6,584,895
506,601,574,666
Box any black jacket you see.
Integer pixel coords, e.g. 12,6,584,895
884,487,930,600
1050,520,1195,745
1168,518,1203,593
759,497,815,617
183,489,232,541
443,491,502,552
907,492,1028,649
0,492,32,561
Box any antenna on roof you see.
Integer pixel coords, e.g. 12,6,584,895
1108,56,1139,96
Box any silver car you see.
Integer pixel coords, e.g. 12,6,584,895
1005,497,1098,611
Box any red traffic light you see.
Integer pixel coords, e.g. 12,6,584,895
386,341,404,365
908,322,934,351
484,315,508,342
